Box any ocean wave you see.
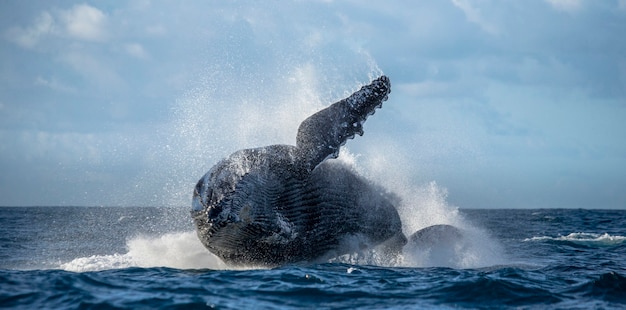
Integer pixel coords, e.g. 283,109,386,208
523,233,626,246
566,272,626,303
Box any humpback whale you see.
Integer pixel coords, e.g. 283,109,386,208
192,76,448,266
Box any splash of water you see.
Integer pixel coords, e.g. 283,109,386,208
61,232,227,272
335,150,506,269
60,33,506,270
61,58,390,271
64,64,506,271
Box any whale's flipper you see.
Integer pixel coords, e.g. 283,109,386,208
404,224,466,268
408,224,463,248
296,76,391,170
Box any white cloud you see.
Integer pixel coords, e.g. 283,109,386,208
5,11,56,48
145,24,167,36
451,0,499,35
10,130,103,165
34,76,77,94
397,81,452,98
5,3,107,48
60,4,108,41
124,42,149,59
60,51,124,92
545,0,583,13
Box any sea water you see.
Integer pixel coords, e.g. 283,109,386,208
1,205,625,309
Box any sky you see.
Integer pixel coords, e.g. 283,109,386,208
1,0,625,209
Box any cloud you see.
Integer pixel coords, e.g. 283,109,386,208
545,0,583,13
395,78,483,100
450,0,499,35
59,4,108,41
145,24,167,36
124,42,149,59
59,51,124,92
5,11,56,48
0,129,101,165
34,76,77,94
5,3,107,48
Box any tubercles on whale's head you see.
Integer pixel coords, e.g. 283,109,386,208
191,160,241,226
192,176,225,222
192,176,209,212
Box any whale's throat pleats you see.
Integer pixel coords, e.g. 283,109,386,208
197,158,403,266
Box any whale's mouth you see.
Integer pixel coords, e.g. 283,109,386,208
191,203,236,245
193,175,237,224
193,199,240,227
192,178,210,212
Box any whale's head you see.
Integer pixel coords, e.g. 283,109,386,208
191,146,300,262
191,152,252,235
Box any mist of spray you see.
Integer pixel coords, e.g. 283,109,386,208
338,149,506,269
62,49,395,271
61,27,505,270
64,58,505,271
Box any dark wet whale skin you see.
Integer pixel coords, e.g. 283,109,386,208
191,76,405,266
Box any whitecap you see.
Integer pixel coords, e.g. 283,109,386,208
523,232,626,246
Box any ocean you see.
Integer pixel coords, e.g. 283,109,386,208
1,206,625,309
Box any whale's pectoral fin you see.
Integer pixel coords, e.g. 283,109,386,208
296,75,391,170
375,232,408,255
407,224,463,249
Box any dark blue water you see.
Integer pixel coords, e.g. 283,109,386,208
1,207,625,309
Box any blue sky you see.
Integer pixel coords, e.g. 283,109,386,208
1,0,625,208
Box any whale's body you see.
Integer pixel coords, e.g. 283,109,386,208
192,76,415,266
192,146,404,266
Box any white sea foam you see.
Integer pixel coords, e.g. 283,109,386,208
61,231,227,272
524,232,626,246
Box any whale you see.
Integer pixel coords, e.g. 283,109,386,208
191,75,459,267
